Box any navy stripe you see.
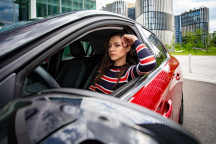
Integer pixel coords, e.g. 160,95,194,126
89,39,157,94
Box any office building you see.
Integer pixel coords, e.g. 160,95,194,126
135,0,174,45
174,15,182,44
181,7,209,44
102,0,135,19
128,7,135,20
0,0,96,26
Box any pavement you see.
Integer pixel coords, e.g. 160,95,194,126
172,55,216,84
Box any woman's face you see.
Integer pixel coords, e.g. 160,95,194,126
108,35,130,66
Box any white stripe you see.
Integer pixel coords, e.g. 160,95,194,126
139,60,156,66
136,44,148,53
101,77,128,83
110,69,120,72
136,65,150,75
131,65,135,79
89,87,95,91
140,55,154,61
95,84,113,93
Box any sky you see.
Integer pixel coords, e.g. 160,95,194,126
96,0,216,33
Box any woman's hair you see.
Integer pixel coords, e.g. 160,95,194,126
94,32,134,89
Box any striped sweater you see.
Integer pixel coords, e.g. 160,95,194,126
89,40,157,94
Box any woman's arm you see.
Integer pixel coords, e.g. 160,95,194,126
122,34,157,79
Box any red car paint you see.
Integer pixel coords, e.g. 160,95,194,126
129,56,183,123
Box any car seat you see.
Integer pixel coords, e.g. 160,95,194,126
56,40,92,88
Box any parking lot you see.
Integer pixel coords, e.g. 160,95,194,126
173,55,216,84
173,55,216,144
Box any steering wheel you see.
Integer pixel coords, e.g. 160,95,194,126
34,66,60,89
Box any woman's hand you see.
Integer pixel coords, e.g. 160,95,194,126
122,34,138,47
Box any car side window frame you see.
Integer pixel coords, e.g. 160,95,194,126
136,24,170,68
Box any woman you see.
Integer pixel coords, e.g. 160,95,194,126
89,32,157,94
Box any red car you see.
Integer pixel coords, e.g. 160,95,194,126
0,10,183,124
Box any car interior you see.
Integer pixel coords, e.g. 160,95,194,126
22,26,151,98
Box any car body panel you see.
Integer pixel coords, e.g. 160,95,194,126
0,91,199,143
0,10,183,124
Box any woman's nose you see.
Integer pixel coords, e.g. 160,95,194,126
109,46,114,51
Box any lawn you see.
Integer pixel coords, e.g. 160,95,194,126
170,47,216,55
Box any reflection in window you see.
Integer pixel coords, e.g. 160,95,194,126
141,28,167,68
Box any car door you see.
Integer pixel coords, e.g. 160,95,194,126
125,24,180,120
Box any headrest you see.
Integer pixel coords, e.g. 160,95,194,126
69,41,85,58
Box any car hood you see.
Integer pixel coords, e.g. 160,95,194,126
0,92,200,144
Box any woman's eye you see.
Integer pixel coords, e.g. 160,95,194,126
115,45,120,47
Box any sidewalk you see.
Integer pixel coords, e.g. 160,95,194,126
173,55,216,84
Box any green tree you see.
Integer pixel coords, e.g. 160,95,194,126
171,35,175,51
175,43,181,51
210,31,216,47
181,41,186,52
165,44,172,51
183,31,195,52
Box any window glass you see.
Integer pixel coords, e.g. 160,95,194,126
141,28,167,68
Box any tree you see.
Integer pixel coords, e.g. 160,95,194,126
182,42,186,52
175,43,181,51
171,35,175,50
183,31,195,52
210,31,216,47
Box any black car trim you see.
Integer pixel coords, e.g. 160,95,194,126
0,73,16,106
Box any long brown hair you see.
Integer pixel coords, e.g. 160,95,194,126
94,32,134,89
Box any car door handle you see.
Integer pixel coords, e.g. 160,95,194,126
163,100,172,118
176,73,181,81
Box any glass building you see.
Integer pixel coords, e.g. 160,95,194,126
175,15,182,44
0,0,96,27
181,7,209,44
128,7,135,20
135,0,174,45
102,0,135,19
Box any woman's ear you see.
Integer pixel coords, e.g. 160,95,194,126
126,45,131,52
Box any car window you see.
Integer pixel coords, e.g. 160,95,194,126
141,28,167,68
62,41,93,60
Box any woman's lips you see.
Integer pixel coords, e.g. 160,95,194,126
110,54,115,57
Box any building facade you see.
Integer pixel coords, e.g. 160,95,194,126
181,7,209,44
135,0,174,45
128,7,135,20
174,15,182,44
102,0,135,19
0,0,96,27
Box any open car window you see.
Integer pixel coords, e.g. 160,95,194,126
21,25,154,98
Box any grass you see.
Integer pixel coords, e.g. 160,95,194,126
170,47,216,55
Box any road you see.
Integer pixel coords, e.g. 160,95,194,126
182,79,216,144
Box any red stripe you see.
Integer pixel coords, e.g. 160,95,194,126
89,85,96,91
95,84,112,94
137,69,149,75
136,44,146,53
140,56,155,65
102,70,129,82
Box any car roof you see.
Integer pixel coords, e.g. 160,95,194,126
0,10,135,59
